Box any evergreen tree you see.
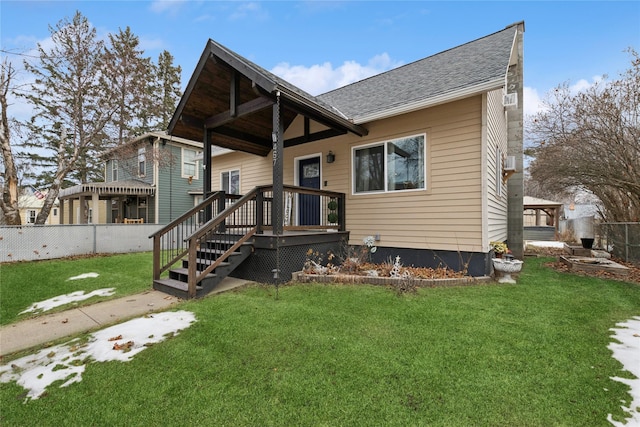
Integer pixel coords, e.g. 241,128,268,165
102,26,153,145
154,50,182,131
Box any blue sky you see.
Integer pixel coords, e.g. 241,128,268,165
1,1,639,120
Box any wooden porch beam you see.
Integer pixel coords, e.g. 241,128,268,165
230,71,240,118
211,127,271,156
284,129,346,147
204,96,274,129
280,98,354,136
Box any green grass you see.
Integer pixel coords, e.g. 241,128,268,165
1,257,639,426
0,252,154,325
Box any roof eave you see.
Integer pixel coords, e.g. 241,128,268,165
352,78,505,124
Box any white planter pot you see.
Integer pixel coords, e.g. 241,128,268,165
492,258,523,284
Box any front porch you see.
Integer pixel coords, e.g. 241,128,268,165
151,185,349,298
57,181,154,224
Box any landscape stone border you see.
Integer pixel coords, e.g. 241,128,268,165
291,271,494,287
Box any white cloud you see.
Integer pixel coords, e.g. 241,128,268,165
569,75,603,93
271,53,402,95
524,75,605,119
523,86,545,118
229,2,269,21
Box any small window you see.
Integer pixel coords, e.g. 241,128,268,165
138,147,146,177
112,160,118,182
221,170,240,195
53,208,58,216
88,208,93,224
353,134,426,194
27,210,37,224
182,148,199,179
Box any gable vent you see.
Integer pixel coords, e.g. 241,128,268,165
503,93,518,108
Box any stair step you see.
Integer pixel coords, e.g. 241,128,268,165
197,248,244,257
153,278,203,298
182,259,231,270
171,267,216,278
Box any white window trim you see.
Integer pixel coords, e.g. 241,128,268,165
112,160,118,182
27,209,37,224
138,147,146,178
181,148,200,179
220,169,241,195
352,133,427,195
496,146,503,197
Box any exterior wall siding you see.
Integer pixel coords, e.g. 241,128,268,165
156,143,201,224
208,96,487,254
486,89,509,245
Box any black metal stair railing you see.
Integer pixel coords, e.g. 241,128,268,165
183,188,260,298
150,191,236,283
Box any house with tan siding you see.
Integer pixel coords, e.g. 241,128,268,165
153,22,524,296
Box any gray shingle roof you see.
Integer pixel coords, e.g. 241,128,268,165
317,25,518,122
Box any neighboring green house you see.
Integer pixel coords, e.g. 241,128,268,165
58,131,220,224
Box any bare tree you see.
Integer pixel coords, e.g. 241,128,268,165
0,58,21,225
20,11,117,224
527,49,640,222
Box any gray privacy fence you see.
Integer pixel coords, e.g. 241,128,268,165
598,222,640,265
0,224,164,263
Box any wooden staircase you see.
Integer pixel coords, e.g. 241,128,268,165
150,190,258,300
150,185,346,299
153,236,253,299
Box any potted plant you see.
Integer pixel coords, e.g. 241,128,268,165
490,241,509,258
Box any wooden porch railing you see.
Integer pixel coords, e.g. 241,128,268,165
151,185,346,297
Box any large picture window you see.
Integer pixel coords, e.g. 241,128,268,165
221,170,240,195
353,134,426,194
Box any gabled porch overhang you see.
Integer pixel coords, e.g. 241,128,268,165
167,39,368,234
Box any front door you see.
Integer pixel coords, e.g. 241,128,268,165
298,156,321,225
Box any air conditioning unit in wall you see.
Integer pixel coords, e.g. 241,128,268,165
504,155,516,171
503,92,518,108
502,155,517,183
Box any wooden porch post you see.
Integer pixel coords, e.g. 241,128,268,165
272,92,284,236
204,128,213,221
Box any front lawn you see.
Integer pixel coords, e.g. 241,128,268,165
1,257,639,426
0,252,154,325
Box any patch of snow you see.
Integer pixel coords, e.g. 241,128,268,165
19,288,116,314
68,272,100,280
0,310,196,402
525,240,566,248
607,316,640,426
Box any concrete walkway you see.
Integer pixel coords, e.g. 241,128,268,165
0,277,249,357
